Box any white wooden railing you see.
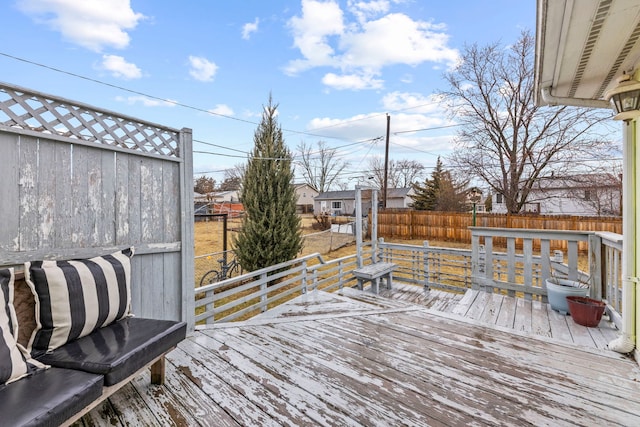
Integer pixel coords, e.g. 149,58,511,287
194,229,624,329
377,238,473,292
194,251,371,324
470,227,624,328
598,232,623,329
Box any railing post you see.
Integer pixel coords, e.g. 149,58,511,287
423,241,430,291
301,260,308,294
355,186,363,268
523,238,533,300
588,233,603,300
471,231,481,290
506,237,516,297
260,272,268,313
312,268,318,292
338,259,344,289
372,189,378,262
206,288,215,325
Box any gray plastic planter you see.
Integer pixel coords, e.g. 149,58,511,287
546,278,589,315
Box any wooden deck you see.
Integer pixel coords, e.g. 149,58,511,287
75,287,640,426
379,284,619,351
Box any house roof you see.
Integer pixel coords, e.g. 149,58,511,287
535,0,640,108
315,188,412,200
294,183,318,192
314,190,359,200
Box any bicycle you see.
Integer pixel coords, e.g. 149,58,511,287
199,256,242,287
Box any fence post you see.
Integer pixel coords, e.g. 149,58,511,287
338,260,344,289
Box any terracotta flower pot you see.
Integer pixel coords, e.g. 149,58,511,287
566,296,606,327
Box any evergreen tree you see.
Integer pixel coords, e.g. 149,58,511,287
234,96,302,272
411,158,467,211
411,158,444,210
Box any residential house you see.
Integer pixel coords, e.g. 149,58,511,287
193,190,242,217
314,188,415,216
492,174,622,216
294,183,318,213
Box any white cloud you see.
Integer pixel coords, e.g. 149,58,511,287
285,1,459,89
284,0,345,74
348,0,390,23
115,95,176,107
322,72,383,90
381,91,442,114
188,56,218,82
242,18,259,40
100,54,142,79
17,0,144,52
208,104,234,117
339,13,459,69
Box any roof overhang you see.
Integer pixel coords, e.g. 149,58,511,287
535,0,640,109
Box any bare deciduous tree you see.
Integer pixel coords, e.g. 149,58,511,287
443,30,615,214
194,176,216,194
296,140,349,192
367,158,425,189
224,163,246,182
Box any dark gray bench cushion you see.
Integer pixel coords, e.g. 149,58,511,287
37,317,186,386
0,367,103,427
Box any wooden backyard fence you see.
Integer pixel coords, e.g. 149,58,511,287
376,209,622,251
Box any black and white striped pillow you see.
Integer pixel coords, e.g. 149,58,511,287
0,268,45,384
25,248,134,355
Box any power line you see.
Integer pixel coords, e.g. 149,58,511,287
0,51,380,142
393,123,461,134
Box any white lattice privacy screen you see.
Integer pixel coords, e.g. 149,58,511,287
0,82,180,158
0,80,194,327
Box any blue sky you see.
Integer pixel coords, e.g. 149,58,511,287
0,0,536,187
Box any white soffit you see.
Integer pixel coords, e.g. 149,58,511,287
536,0,640,106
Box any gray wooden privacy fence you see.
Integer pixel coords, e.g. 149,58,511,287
0,81,194,328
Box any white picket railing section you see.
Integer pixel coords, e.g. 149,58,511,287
194,229,624,330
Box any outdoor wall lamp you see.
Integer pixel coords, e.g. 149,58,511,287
605,71,640,121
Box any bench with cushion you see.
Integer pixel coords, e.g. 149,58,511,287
0,248,187,426
352,262,398,294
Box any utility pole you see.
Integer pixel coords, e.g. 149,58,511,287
383,113,390,208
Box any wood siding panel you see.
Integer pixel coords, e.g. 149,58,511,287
0,132,20,251
36,139,56,249
71,144,89,246
18,134,38,251
164,253,182,320
115,152,131,245
127,156,142,245
54,142,73,249
100,150,116,245
163,163,180,243
0,83,191,326
1,130,188,324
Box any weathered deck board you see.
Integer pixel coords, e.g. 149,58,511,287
378,284,619,350
77,289,637,426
